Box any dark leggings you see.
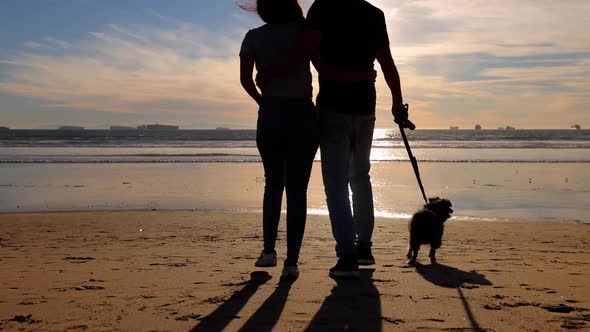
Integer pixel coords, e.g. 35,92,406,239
256,97,319,265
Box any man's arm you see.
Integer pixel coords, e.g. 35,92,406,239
376,46,405,120
259,29,376,87
312,54,377,82
240,55,262,105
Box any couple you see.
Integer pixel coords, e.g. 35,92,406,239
239,0,406,279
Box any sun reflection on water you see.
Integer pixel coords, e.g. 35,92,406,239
306,208,413,219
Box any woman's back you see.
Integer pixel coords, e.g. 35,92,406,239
240,22,312,99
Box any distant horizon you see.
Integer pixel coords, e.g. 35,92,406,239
1,125,586,131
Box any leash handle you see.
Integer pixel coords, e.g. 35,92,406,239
394,104,416,131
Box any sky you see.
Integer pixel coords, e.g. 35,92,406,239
0,0,589,129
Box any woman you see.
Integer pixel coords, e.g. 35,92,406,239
238,0,318,279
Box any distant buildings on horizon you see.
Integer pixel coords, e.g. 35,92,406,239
1,124,584,131
448,124,583,131
136,124,179,131
54,124,182,131
1,124,230,130
497,126,516,131
58,125,85,131
109,126,136,131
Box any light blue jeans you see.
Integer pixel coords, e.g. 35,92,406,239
319,110,376,257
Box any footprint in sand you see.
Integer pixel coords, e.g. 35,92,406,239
63,257,96,264
74,285,105,291
542,304,588,313
203,296,226,305
16,300,35,306
483,304,502,310
561,314,590,330
9,314,41,324
174,313,202,321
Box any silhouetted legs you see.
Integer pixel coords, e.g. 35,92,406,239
256,97,319,264
258,138,285,254
350,115,375,249
320,110,375,257
284,138,316,264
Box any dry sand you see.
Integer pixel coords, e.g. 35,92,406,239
0,211,589,331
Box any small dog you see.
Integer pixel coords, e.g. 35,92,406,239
406,197,453,265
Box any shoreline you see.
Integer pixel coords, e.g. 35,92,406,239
1,162,589,223
0,208,588,225
1,211,589,331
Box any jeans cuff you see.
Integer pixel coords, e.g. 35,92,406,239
356,241,373,249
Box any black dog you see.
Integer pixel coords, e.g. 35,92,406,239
406,197,453,265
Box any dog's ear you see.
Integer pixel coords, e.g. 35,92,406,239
428,197,441,204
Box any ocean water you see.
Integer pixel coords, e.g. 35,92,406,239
0,129,589,223
1,129,589,163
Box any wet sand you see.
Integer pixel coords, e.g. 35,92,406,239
0,211,589,331
1,162,589,223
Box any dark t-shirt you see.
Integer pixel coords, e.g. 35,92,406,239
307,0,389,114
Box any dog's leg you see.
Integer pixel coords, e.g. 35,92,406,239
429,246,437,265
407,244,419,265
406,245,412,259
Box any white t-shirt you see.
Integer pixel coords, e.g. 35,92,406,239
240,22,313,99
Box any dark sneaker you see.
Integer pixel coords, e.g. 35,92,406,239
254,250,277,267
281,264,299,280
357,247,375,266
329,257,360,279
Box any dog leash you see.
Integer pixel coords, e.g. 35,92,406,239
395,104,429,204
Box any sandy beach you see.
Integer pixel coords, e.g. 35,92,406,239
0,211,588,331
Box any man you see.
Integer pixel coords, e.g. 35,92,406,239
262,0,406,278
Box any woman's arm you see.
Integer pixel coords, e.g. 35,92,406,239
240,55,262,105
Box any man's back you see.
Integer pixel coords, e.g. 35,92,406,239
307,0,389,114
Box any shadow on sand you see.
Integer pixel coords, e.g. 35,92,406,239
414,262,493,332
191,271,272,332
238,277,295,332
414,262,492,289
305,268,382,332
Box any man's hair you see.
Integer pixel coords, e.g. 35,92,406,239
236,0,305,24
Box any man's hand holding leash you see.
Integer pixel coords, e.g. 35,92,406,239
394,104,415,130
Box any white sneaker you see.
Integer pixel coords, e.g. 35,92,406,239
281,265,299,280
254,250,277,267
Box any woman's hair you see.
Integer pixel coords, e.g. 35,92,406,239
236,0,305,24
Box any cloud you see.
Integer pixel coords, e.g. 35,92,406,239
44,37,71,49
496,42,557,49
0,13,254,124
23,41,44,50
366,0,590,128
